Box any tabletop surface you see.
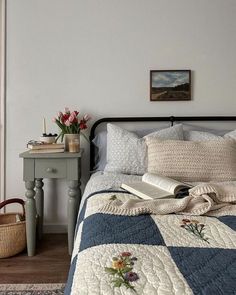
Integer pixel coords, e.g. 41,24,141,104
19,149,83,159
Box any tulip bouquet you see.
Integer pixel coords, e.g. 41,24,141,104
53,108,91,141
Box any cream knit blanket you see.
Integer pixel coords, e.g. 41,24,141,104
99,183,236,217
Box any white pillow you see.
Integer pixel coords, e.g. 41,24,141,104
92,127,168,171
104,123,184,175
184,129,236,141
184,131,223,141
224,129,236,139
183,123,230,137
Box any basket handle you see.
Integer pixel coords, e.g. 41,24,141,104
0,198,25,217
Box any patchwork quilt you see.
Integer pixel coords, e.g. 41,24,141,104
65,190,236,295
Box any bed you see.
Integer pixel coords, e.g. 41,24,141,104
65,116,236,295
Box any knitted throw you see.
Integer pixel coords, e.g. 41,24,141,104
99,183,236,217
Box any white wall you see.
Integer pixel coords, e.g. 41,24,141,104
6,0,236,230
0,0,6,204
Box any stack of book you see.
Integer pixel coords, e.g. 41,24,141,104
27,142,65,154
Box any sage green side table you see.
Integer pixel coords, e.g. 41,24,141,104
19,150,83,256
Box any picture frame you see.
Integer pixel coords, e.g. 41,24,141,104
150,70,191,101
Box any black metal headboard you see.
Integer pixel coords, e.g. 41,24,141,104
89,115,236,171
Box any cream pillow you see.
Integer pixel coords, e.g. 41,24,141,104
145,138,236,182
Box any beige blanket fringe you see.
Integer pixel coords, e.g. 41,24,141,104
99,183,236,217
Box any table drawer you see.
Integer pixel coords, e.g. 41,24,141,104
35,159,67,179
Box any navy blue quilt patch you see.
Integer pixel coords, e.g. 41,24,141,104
218,215,236,231
75,190,131,235
169,247,236,295
64,255,78,295
79,213,165,252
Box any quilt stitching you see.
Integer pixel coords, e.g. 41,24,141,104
68,244,194,295
79,213,166,252
168,247,236,295
66,191,236,295
150,214,236,249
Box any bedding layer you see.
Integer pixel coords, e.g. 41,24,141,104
65,172,236,295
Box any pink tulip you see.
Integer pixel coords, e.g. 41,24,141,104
71,111,78,118
65,120,71,126
68,113,76,123
83,114,91,122
52,117,57,122
58,111,63,118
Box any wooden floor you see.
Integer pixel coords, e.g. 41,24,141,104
0,234,70,284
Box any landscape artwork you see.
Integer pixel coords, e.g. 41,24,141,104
150,70,191,101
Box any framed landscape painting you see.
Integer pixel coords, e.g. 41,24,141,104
150,70,191,101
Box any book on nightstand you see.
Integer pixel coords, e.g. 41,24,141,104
29,148,65,154
27,143,64,150
121,173,192,200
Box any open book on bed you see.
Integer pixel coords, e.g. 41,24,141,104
121,173,192,200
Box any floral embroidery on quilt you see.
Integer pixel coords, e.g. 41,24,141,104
109,195,117,201
105,252,139,291
180,219,210,243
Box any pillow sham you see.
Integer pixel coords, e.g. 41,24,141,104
92,128,162,171
184,129,236,141
146,138,236,182
104,123,184,175
92,129,158,171
183,123,230,138
92,130,107,171
224,129,236,139
93,125,183,171
184,130,223,141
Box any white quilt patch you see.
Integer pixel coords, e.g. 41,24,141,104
71,244,193,295
151,215,236,249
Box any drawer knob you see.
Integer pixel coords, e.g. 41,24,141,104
46,167,55,173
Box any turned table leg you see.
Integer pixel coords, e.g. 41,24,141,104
35,178,44,240
25,180,37,256
67,180,80,255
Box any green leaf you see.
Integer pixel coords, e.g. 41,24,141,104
114,281,122,287
112,278,124,288
121,267,133,273
55,132,63,143
124,282,135,290
105,267,117,274
112,278,124,284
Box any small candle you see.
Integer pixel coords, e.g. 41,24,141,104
43,118,46,134
68,139,80,153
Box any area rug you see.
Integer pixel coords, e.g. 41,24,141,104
0,283,65,295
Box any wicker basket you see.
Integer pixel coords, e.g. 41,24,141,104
0,198,26,258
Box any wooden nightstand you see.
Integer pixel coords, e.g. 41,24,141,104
19,150,83,256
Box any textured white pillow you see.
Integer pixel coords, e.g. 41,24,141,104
146,138,236,182
104,123,184,175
